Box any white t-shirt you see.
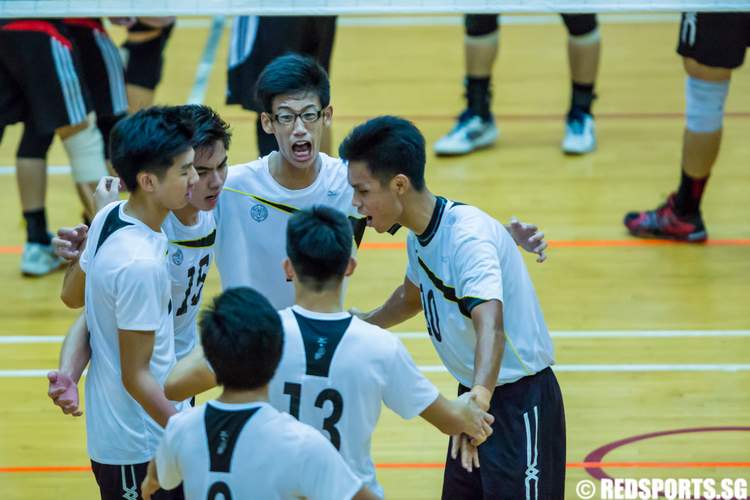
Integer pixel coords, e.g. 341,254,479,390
269,305,439,498
405,197,555,387
162,210,215,361
155,401,363,500
213,153,364,309
79,201,181,464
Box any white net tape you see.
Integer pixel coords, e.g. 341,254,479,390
0,0,748,17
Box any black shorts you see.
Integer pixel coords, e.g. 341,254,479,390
441,367,566,500
226,16,337,112
0,20,92,133
64,19,128,119
122,20,175,89
677,12,750,69
91,460,184,500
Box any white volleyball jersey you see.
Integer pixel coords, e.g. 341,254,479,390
213,153,366,309
405,196,555,387
162,210,216,361
79,201,180,464
155,401,363,500
269,306,440,498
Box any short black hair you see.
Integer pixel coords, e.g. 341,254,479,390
286,206,352,291
255,53,330,113
200,287,283,391
177,104,232,152
338,116,426,191
109,106,193,192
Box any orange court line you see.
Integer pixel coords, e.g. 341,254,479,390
2,239,749,255
2,462,749,473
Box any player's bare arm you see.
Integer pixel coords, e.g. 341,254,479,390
119,329,177,427
419,393,494,443
352,486,381,500
163,345,217,401
358,275,422,328
60,261,86,308
470,299,505,410
140,459,160,500
48,313,91,416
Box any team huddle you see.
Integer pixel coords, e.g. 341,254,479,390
48,54,563,500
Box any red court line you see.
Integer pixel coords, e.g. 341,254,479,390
3,462,749,473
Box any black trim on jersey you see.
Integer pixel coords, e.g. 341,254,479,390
417,256,481,318
349,216,367,248
250,193,297,215
387,223,402,235
172,229,216,248
168,299,172,315
204,405,260,473
417,196,447,247
293,311,352,377
95,206,133,255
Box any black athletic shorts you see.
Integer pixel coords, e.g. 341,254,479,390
63,19,128,119
0,19,92,133
677,12,750,69
441,367,566,500
91,460,184,500
464,14,597,37
226,16,337,112
122,20,175,89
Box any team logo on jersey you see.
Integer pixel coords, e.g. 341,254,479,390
217,430,229,455
314,337,328,361
171,248,184,266
251,204,268,222
327,190,338,197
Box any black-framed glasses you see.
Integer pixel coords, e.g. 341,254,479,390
272,108,323,127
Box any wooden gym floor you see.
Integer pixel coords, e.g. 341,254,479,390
0,15,748,499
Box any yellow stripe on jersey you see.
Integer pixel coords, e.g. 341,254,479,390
222,187,299,215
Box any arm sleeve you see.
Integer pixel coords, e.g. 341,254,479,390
298,431,363,500
115,258,166,331
154,416,182,490
453,224,504,314
382,338,440,419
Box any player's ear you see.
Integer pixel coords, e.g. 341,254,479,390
323,105,333,127
136,171,157,193
391,174,410,195
282,258,295,282
344,257,357,277
260,112,275,135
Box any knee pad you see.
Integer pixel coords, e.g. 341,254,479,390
685,76,729,133
562,14,599,39
17,124,54,159
465,14,499,38
62,113,107,183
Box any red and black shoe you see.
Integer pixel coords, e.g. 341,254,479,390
623,193,707,242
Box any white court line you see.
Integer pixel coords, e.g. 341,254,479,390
3,363,750,378
2,330,749,344
172,13,679,29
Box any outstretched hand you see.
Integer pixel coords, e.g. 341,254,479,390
507,217,548,263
